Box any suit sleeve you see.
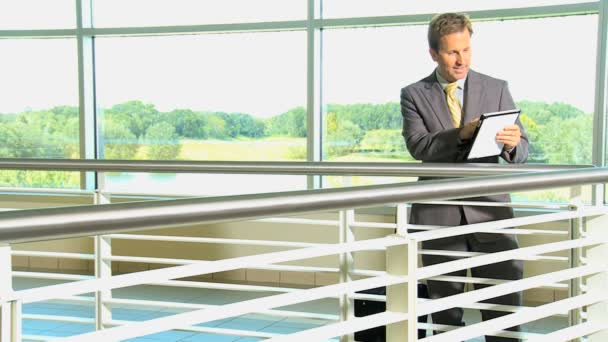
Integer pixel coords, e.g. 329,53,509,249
401,87,467,162
498,81,529,163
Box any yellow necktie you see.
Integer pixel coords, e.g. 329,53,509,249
445,82,462,128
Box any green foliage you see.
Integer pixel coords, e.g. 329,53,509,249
0,97,595,189
105,100,160,139
326,103,402,131
325,113,364,157
360,129,405,153
267,107,306,137
0,170,79,188
516,100,592,164
102,119,139,159
144,122,181,160
0,111,66,158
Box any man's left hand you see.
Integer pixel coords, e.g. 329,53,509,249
496,124,521,151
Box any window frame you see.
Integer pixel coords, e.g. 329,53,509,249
0,0,605,203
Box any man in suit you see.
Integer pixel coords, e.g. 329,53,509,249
401,13,529,342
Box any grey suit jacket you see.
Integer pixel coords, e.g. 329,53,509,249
401,69,529,242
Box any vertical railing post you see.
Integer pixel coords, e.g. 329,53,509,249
0,244,16,341
583,198,608,342
387,203,416,342
11,301,21,342
339,210,355,342
94,184,113,330
568,187,585,337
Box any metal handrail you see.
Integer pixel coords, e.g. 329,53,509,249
0,167,607,244
0,158,592,177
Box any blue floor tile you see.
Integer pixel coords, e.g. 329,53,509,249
180,332,240,342
123,330,197,341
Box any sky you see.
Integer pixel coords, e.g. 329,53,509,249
0,1,600,117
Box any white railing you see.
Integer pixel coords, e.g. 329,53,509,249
0,163,607,341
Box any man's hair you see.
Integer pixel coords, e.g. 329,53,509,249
428,13,473,51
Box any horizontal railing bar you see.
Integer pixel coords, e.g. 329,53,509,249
58,275,406,342
152,279,389,303
22,314,94,325
460,302,566,316
411,224,569,236
107,255,202,265
107,319,279,338
420,249,568,262
0,158,588,176
106,234,325,248
255,217,339,226
419,264,604,317
48,296,95,304
420,291,608,342
350,222,397,229
107,254,390,274
1,167,607,244
526,321,606,342
410,206,608,242
266,311,408,342
12,271,93,281
105,298,339,321
428,275,568,289
10,237,405,303
418,237,604,280
12,251,95,260
151,280,298,293
421,200,572,210
418,322,542,340
252,264,339,273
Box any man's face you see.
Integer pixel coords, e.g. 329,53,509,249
430,30,471,83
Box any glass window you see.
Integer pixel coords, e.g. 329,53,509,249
473,15,597,166
0,0,75,29
322,25,430,164
321,15,598,201
93,0,306,28
95,32,307,195
0,39,80,189
321,0,596,19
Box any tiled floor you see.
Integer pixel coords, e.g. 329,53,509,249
16,278,567,341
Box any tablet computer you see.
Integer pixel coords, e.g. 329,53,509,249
465,109,521,160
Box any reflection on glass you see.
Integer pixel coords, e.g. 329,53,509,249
322,15,597,202
0,39,79,188
94,0,306,27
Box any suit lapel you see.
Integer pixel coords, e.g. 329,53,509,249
422,73,453,130
463,69,484,123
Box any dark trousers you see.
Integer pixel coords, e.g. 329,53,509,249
354,283,429,341
422,215,524,342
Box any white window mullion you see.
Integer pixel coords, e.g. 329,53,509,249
307,0,322,189
76,0,97,190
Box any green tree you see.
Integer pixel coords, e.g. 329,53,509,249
106,100,160,139
102,119,139,159
145,122,181,160
325,113,363,157
204,114,228,139
267,107,306,137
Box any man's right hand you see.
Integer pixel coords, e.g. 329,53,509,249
458,118,480,140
